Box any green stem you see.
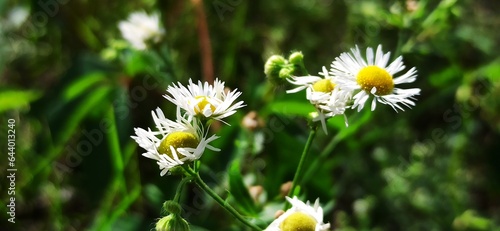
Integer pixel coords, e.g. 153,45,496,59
297,61,309,76
286,125,318,209
173,177,191,203
183,166,262,231
395,29,407,57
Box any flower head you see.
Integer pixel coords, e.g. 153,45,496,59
330,45,420,112
118,11,164,50
265,196,330,231
287,67,351,133
164,78,245,122
131,108,219,176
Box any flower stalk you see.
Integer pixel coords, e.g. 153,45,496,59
182,165,263,231
286,124,318,209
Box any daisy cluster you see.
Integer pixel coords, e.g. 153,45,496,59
286,45,420,133
131,78,245,176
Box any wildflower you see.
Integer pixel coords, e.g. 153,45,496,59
131,108,219,176
118,11,164,50
164,78,245,122
287,67,351,133
330,45,420,112
265,196,330,231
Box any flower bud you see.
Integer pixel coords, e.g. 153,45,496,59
264,55,288,85
279,65,295,80
288,51,304,65
241,111,264,131
249,185,264,203
280,181,293,197
163,200,182,215
264,55,287,76
155,214,191,231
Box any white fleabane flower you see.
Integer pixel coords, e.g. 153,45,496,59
131,108,219,176
164,78,245,122
265,196,330,231
287,67,351,133
330,44,420,112
118,11,164,50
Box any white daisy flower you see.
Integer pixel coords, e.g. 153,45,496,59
164,78,245,122
330,44,420,112
265,196,330,231
131,108,219,176
287,67,351,133
118,11,165,50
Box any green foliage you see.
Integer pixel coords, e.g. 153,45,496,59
0,89,41,112
228,161,260,216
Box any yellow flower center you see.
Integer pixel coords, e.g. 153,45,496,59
158,131,199,159
280,212,317,231
312,79,335,93
356,65,394,96
194,96,216,115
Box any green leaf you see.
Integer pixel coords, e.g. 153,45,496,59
228,161,259,216
0,89,42,112
63,72,107,100
263,100,315,118
125,51,153,76
428,65,461,87
480,59,500,81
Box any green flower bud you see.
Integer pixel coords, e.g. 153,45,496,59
288,51,308,76
264,55,288,85
278,65,295,80
163,201,182,215
264,55,287,76
155,214,191,231
288,51,304,65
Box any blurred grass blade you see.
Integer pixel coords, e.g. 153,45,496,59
19,86,111,190
228,160,259,216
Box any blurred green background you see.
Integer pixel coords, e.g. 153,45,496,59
1,0,500,230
